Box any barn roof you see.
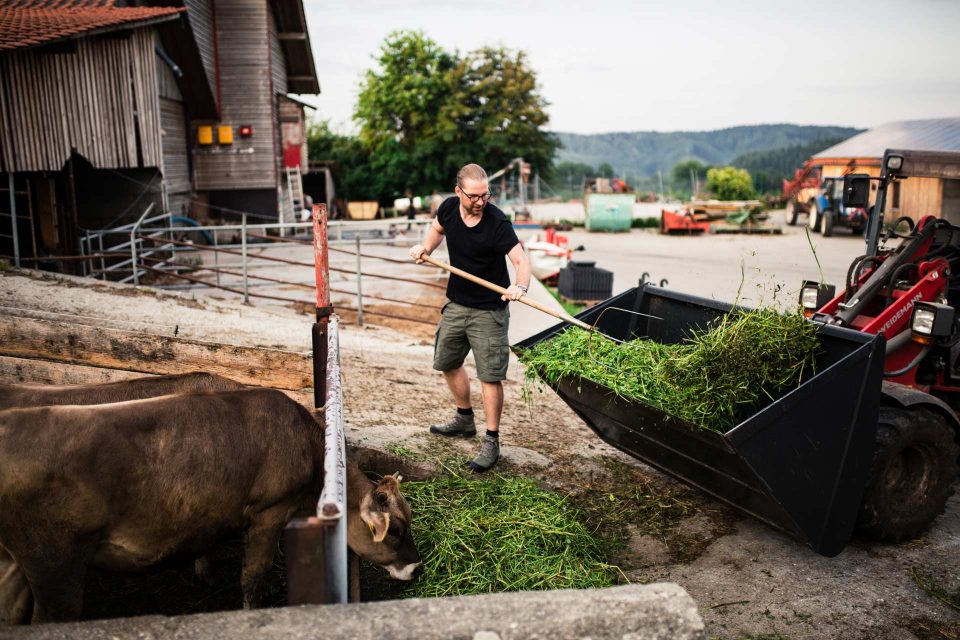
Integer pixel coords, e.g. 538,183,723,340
0,6,184,52
813,118,960,161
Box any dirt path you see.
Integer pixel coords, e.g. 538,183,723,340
2,268,957,639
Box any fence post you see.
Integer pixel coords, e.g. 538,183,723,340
355,234,364,326
213,228,220,287
241,213,249,304
312,204,331,409
98,235,106,280
8,174,19,269
130,202,155,286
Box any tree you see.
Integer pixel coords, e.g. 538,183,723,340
597,162,615,179
354,32,558,201
307,121,384,201
706,166,757,200
554,161,594,187
355,31,458,198
671,160,707,188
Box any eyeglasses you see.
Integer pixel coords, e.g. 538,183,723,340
457,185,492,203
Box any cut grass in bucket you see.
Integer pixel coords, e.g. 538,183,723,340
519,308,819,433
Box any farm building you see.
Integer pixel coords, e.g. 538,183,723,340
811,118,960,223
0,0,319,269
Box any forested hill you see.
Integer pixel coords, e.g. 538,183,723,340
555,124,862,176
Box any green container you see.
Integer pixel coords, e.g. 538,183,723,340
584,194,633,232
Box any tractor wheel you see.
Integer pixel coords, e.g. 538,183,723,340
807,201,820,232
857,407,959,542
821,209,835,237
786,201,799,226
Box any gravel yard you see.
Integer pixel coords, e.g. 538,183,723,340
1,214,957,639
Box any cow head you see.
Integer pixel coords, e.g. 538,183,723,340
348,473,421,581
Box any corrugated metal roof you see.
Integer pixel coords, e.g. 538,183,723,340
0,6,183,52
813,118,960,159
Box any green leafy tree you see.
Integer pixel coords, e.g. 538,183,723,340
307,121,384,200
440,47,558,178
671,160,707,188
355,31,458,197
553,161,594,190
706,166,757,200
354,32,558,201
597,162,615,178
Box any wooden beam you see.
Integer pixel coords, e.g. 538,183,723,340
0,316,312,391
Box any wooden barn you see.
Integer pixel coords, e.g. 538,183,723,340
0,0,319,268
810,118,960,224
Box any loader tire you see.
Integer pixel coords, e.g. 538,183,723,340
808,201,820,232
786,201,799,226
821,209,835,237
856,407,959,542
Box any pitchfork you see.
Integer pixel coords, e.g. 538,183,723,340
416,254,660,345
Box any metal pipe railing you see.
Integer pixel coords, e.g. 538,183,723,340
318,313,348,603
129,203,156,286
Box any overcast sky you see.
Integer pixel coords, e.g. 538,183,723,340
300,0,960,135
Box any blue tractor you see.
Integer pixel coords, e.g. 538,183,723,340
807,176,868,237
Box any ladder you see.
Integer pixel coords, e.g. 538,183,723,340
0,174,36,268
284,165,305,237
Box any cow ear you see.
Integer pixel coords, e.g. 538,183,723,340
360,495,390,543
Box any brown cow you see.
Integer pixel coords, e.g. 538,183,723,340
0,372,247,625
0,388,420,623
0,371,246,411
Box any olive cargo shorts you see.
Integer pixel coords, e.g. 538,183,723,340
433,301,510,382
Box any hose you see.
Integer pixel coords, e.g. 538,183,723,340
884,263,919,309
883,346,930,378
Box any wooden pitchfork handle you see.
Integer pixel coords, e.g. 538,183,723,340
417,253,595,332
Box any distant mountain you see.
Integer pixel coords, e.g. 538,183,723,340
554,124,862,176
730,136,851,193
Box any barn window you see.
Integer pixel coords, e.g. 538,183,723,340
892,181,901,210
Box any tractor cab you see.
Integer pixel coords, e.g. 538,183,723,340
809,176,868,237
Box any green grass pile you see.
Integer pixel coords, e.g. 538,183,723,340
519,309,819,433
398,474,618,598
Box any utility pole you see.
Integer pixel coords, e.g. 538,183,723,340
658,170,664,202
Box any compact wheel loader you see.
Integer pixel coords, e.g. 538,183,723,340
516,148,960,556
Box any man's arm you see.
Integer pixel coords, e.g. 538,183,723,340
501,243,531,302
409,218,445,262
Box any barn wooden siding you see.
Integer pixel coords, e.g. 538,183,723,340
192,0,280,192
0,28,161,173
184,0,218,108
158,56,192,215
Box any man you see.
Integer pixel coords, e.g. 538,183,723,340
409,164,531,472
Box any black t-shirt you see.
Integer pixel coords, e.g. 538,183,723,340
436,197,520,310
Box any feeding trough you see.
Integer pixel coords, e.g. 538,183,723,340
514,284,886,556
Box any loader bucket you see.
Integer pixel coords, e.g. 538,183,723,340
514,284,885,556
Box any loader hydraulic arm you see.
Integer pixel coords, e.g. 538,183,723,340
834,218,938,326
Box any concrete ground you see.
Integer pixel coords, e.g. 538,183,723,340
1,211,958,639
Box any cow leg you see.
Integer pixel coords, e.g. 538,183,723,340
194,553,220,586
24,559,87,623
0,554,32,625
240,506,291,609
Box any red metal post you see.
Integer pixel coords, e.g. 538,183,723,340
314,203,330,309
313,204,332,409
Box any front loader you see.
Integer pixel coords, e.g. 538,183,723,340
515,148,960,556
